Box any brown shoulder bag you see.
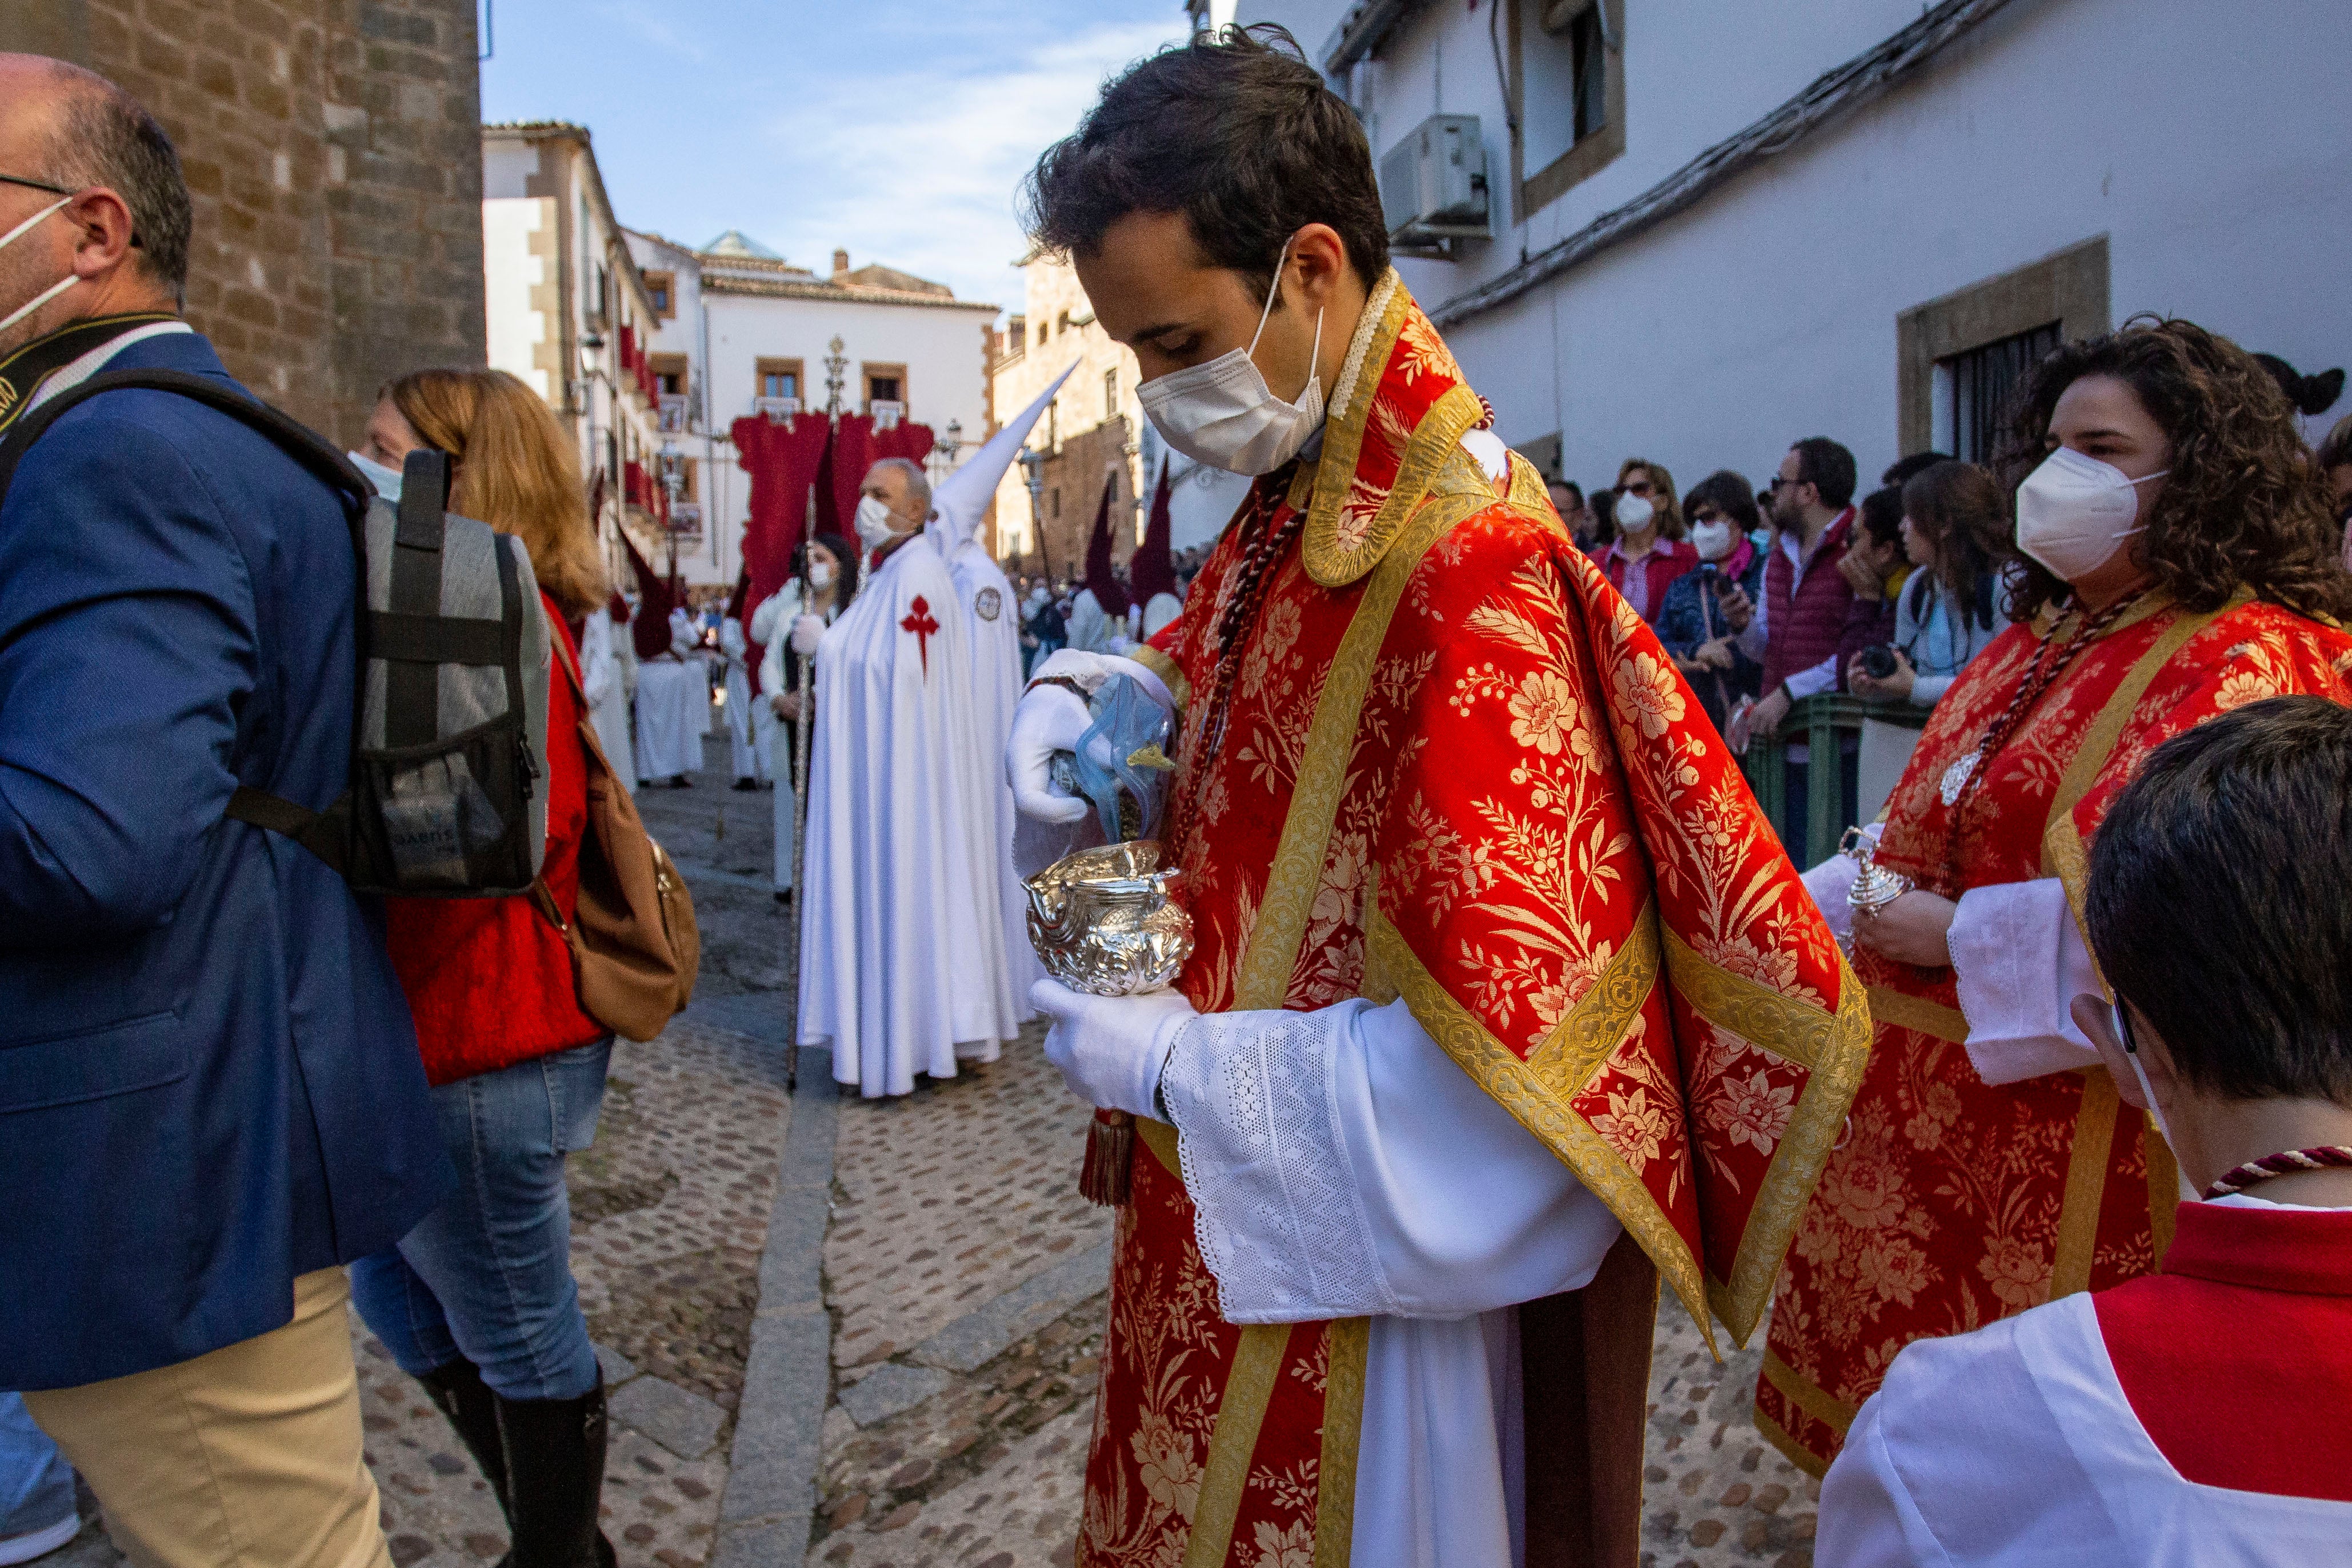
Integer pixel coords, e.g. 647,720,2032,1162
533,631,701,1041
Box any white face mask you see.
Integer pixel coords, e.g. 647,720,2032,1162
0,196,79,338
807,561,835,591
2016,447,2168,581
2113,1001,2199,1201
1136,237,1326,476
1615,492,1655,532
1690,519,1735,560
855,493,909,550
347,450,403,502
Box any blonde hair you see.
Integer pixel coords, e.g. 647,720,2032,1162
385,368,610,622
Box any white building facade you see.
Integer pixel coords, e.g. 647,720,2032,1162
481,122,672,588
1235,0,2352,495
624,231,1000,589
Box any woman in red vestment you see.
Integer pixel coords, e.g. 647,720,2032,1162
1758,318,2352,1473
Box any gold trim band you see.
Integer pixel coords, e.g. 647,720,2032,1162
1863,985,1967,1045
1761,1348,1857,1436
1312,1318,1370,1568
2048,1066,2120,1301
1182,1322,1294,1568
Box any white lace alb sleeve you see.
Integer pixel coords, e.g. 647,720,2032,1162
1949,877,2102,1085
1158,996,1622,1323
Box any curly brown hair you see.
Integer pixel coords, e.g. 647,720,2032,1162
1994,315,2352,624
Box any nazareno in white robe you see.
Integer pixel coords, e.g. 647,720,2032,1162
934,525,1041,1008
1063,586,1126,653
798,533,1023,1095
756,581,834,893
633,607,707,782
719,615,763,782
579,608,636,794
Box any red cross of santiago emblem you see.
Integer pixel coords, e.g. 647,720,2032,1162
900,594,940,675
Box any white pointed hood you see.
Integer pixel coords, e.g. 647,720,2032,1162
929,363,1077,553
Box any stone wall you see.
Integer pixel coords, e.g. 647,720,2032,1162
0,0,485,446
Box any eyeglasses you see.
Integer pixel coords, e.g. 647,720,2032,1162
0,177,141,247
1622,479,1654,496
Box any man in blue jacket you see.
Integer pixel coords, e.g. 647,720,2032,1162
0,56,448,1568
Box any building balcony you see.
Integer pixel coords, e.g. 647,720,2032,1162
870,399,906,429
658,393,690,433
753,395,802,422
668,501,703,537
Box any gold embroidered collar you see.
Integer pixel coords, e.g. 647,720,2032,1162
1294,271,1490,588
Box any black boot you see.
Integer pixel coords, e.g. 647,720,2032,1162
417,1358,511,1522
494,1377,617,1568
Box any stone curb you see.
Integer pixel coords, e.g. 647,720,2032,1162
904,1241,1114,1375
697,995,838,1568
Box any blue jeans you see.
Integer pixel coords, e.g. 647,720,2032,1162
350,1039,611,1402
0,1394,74,1542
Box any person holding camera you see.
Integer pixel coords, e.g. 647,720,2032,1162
1848,459,2007,708
1658,468,1767,731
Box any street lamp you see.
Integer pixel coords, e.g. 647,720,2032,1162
658,439,685,581
1017,445,1049,577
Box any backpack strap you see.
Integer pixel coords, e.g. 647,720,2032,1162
0,368,373,877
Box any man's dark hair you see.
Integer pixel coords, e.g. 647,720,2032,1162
2087,695,2352,1104
1790,437,1857,511
38,63,192,301
1858,486,1905,549
1881,450,1950,490
1550,479,1585,507
1023,25,1389,298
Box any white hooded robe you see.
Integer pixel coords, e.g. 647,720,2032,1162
798,533,1022,1095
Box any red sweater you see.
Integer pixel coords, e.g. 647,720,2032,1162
386,592,604,1086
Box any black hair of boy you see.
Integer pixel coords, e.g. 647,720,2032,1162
2086,694,2352,1102
1022,23,1389,295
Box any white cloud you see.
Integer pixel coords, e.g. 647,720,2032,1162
742,17,1186,314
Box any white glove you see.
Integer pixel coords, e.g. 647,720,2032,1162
1032,978,1196,1118
790,614,826,656
1007,681,1095,823
1007,650,1177,825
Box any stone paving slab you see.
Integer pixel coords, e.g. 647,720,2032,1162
613,1374,729,1462
906,1241,1113,1375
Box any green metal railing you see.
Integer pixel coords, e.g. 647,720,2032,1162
1738,694,1930,867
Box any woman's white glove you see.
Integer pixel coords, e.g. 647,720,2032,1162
1006,650,1176,824
790,614,826,656
1031,978,1197,1119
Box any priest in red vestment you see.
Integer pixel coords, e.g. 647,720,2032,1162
1819,697,2352,1564
1006,29,1870,1566
1763,317,2352,1476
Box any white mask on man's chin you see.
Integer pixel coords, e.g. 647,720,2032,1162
855,494,910,550
0,197,78,338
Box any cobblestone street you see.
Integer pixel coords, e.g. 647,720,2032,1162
49,724,1814,1568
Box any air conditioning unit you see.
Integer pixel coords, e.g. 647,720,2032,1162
1379,114,1490,253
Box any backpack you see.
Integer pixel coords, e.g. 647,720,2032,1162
533,630,700,1040
0,367,550,897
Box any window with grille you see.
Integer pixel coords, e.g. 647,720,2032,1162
1935,322,2062,465
1104,369,1118,422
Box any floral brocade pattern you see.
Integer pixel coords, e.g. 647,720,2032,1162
1758,599,2352,1473
1079,286,1864,1567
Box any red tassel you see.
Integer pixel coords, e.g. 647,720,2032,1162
1081,1110,1135,1207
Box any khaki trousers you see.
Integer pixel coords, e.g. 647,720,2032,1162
25,1268,390,1568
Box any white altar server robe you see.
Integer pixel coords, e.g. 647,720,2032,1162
798,535,1023,1095
719,615,761,781
1817,1206,2352,1567
578,609,635,793
633,607,706,781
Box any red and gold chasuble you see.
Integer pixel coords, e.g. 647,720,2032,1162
1081,276,1870,1568
1758,591,2352,1474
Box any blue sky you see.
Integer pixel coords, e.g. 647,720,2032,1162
479,1,1192,317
